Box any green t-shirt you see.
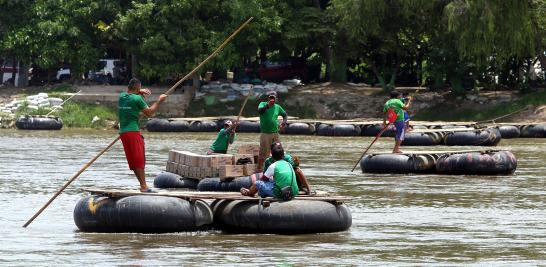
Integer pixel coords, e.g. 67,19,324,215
258,102,286,133
210,128,235,152
264,160,299,199
383,98,405,122
118,92,148,133
263,154,296,173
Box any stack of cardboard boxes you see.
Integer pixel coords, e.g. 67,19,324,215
165,144,260,180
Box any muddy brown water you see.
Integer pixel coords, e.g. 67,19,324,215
0,129,544,266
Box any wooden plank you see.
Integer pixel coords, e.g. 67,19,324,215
369,149,504,155
82,188,353,202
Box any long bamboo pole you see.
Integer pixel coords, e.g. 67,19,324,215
22,17,254,228
226,87,253,152
45,90,82,116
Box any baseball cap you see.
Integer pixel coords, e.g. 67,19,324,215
267,91,277,99
224,120,233,127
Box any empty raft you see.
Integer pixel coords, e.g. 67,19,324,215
443,128,501,146
15,116,63,130
402,132,444,146
497,125,521,139
153,172,199,189
361,124,395,137
283,122,316,135
235,120,261,133
520,124,546,138
197,177,252,192
189,120,218,132
316,123,361,136
436,150,517,175
74,195,213,233
360,154,437,173
146,118,189,132
211,199,352,234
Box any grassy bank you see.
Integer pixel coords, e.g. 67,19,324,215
185,93,317,118
414,90,546,121
17,101,117,128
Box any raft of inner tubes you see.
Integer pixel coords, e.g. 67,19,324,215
145,118,546,139
73,195,213,233
211,199,352,234
15,115,63,130
360,150,517,175
74,194,352,234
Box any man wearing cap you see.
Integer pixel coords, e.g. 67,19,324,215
207,120,238,154
257,91,288,171
119,78,168,192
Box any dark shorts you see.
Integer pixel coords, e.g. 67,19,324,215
404,111,411,122
120,131,145,170
394,121,406,141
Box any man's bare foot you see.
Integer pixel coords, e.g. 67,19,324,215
240,188,252,196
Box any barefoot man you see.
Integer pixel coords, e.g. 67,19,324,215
383,91,411,153
119,78,167,192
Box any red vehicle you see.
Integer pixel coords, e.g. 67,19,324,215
246,59,309,82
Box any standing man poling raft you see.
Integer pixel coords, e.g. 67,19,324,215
119,78,168,192
207,120,238,154
383,91,411,153
257,91,287,172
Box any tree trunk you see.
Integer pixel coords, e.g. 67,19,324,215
539,53,546,81
323,46,332,81
331,53,347,83
371,64,387,90
17,62,28,87
131,53,138,78
0,58,4,83
11,57,16,84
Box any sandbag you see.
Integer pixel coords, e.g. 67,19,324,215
283,122,315,135
15,116,63,130
443,128,501,146
74,195,213,233
211,199,352,234
436,150,517,175
360,154,436,173
197,177,252,192
153,172,198,189
316,124,361,136
497,125,520,139
401,132,444,146
189,120,218,132
520,124,546,138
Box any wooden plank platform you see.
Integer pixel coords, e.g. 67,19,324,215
369,149,503,156
82,188,354,203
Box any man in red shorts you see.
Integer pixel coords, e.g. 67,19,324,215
119,78,167,192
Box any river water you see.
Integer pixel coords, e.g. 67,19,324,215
0,129,544,266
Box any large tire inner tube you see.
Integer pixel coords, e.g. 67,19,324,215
402,132,443,146
146,118,189,132
236,120,261,133
443,128,501,146
497,125,520,139
15,116,63,130
153,172,198,189
283,122,315,135
435,150,517,175
189,120,218,132
316,124,361,136
520,124,546,138
361,124,395,137
360,154,436,173
212,200,352,234
197,177,252,192
74,195,213,233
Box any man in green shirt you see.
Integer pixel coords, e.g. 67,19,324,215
207,120,237,154
240,144,298,200
257,91,287,171
383,91,411,153
119,78,167,192
263,142,312,194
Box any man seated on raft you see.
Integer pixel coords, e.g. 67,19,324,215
240,142,312,197
240,144,299,199
207,120,239,155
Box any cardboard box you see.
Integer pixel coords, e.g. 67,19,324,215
237,144,260,156
203,167,213,178
212,167,220,177
198,156,212,167
243,164,256,176
166,161,175,173
168,150,177,162
219,165,244,178
185,153,200,166
210,154,234,167
233,154,255,165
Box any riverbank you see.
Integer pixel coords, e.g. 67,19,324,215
2,83,546,129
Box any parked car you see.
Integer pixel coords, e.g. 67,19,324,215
244,58,309,83
88,59,126,84
1,61,19,84
56,66,71,82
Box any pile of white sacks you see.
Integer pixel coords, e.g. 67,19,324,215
0,93,63,115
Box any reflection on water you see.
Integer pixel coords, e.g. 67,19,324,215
0,129,545,265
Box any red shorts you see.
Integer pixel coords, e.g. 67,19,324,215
120,131,145,170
